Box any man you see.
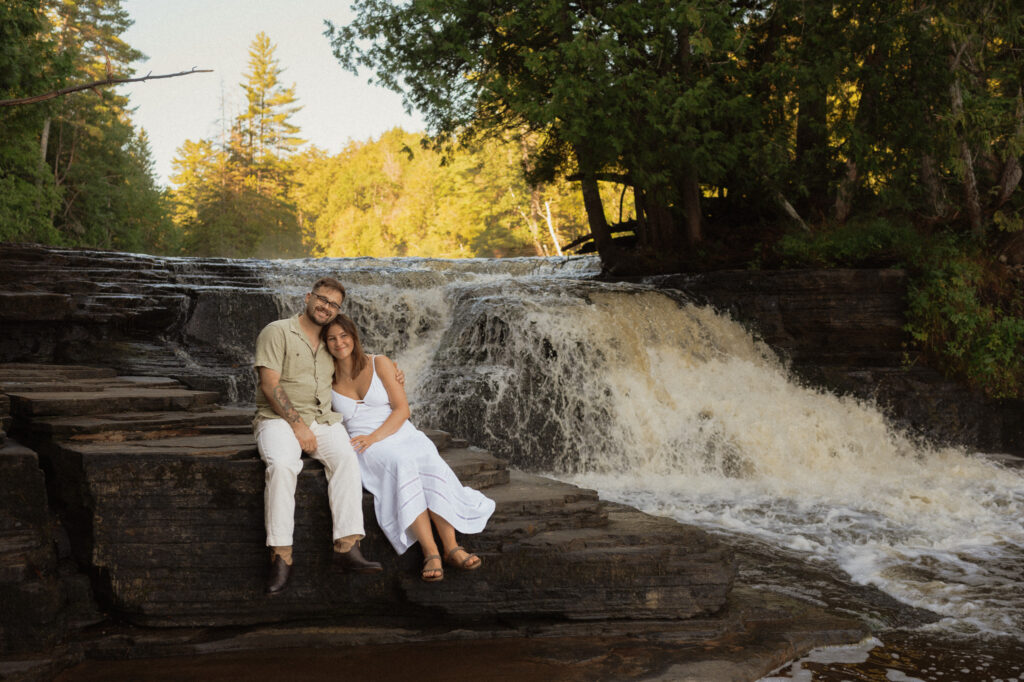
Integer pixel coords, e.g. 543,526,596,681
253,276,382,594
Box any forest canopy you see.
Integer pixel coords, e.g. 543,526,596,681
2,0,1023,395
0,0,172,251
5,0,1023,267
329,0,1024,272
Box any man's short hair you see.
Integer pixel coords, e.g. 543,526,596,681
312,276,346,302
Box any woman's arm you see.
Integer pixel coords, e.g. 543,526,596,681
351,355,411,453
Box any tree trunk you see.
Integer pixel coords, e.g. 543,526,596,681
795,82,829,218
644,195,674,250
633,186,647,238
40,118,51,165
996,88,1024,208
920,153,947,218
834,160,858,224
544,201,563,256
834,43,884,224
575,147,614,262
528,187,545,256
950,72,983,236
681,171,702,245
580,172,612,255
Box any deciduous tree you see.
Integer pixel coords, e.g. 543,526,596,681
327,0,743,272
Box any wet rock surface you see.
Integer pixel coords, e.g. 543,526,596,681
0,363,872,682
2,244,979,679
1,363,734,624
3,243,1018,455
0,438,62,655
0,243,276,402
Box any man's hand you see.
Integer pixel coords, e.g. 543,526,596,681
292,421,318,453
394,363,406,386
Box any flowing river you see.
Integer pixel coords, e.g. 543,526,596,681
260,255,1024,678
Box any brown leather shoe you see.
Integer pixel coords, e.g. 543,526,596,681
332,543,383,574
265,554,291,594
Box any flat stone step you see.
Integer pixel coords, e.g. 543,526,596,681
0,363,118,383
47,430,506,491
1,376,185,395
38,438,633,627
59,432,259,460
483,471,607,537
420,428,451,451
0,366,180,394
438,447,510,488
408,504,735,621
1,360,735,629
6,386,221,418
0,439,63,653
29,407,255,441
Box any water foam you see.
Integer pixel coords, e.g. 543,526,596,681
261,257,1024,638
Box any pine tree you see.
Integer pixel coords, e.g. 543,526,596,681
168,33,308,258
0,0,62,243
0,0,167,250
233,31,304,198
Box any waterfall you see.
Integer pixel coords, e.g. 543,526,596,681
259,256,1024,640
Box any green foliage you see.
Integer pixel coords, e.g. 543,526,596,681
776,221,1024,398
0,0,169,252
234,32,304,197
328,0,749,263
168,30,600,259
328,0,1024,267
290,128,593,258
775,217,923,268
168,32,307,258
904,240,1024,399
0,0,63,242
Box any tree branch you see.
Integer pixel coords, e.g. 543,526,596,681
0,68,213,107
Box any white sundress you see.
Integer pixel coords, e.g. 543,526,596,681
331,356,496,555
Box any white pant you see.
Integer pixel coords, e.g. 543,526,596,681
254,419,365,547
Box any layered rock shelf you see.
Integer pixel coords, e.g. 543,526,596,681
2,363,872,680
12,243,980,678
2,362,735,629
2,242,1019,454
0,243,276,401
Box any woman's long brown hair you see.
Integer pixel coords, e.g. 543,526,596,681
322,314,368,377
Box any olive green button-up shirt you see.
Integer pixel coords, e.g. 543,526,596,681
253,313,341,426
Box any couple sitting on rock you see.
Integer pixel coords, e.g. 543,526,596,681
253,277,495,593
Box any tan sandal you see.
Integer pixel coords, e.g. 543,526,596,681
421,554,443,582
445,546,481,571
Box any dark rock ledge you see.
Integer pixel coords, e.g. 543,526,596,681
0,363,868,681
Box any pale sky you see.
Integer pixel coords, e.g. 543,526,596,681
118,0,426,186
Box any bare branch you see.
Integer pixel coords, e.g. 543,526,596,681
0,68,213,107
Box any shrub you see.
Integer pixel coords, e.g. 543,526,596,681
774,220,1024,398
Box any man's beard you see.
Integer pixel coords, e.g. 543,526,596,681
306,308,333,326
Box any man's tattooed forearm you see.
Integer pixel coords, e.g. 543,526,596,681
273,385,302,423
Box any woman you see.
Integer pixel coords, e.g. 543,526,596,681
323,315,495,582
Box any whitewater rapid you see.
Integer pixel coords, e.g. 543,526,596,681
262,255,1024,640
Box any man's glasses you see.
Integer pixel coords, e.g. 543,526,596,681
311,292,342,312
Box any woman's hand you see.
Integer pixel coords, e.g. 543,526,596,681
350,433,376,453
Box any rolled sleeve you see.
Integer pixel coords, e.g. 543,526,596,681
254,323,286,373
